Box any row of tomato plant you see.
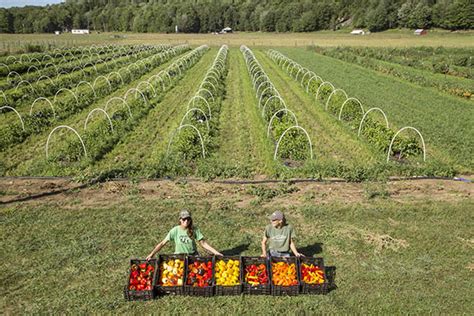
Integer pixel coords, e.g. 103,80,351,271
168,45,229,162
309,46,473,100
241,46,312,162
41,45,209,173
0,44,171,104
267,49,424,161
0,45,190,151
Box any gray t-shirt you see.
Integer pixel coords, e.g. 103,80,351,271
264,224,296,252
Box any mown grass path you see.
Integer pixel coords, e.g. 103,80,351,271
87,49,217,176
254,50,379,167
216,49,275,175
0,51,187,176
278,48,474,173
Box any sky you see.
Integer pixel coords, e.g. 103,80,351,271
0,0,64,8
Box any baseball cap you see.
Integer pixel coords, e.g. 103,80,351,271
269,210,284,221
179,210,191,219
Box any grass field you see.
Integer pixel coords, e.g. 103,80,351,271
2,29,474,53
1,178,473,313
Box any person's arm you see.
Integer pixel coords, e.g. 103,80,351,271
261,236,268,257
146,239,169,260
199,240,223,256
290,238,304,257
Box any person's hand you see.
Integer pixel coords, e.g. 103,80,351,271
215,252,223,257
146,253,153,261
295,252,305,257
260,253,267,258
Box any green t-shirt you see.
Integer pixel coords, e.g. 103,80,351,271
264,224,296,252
165,226,204,254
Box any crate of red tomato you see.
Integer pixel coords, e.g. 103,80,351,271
124,259,158,301
184,256,215,297
242,256,271,295
299,257,328,294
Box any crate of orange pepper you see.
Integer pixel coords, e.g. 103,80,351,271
270,256,300,296
124,258,158,301
214,256,242,296
184,256,215,297
299,257,328,295
157,254,186,296
242,256,271,295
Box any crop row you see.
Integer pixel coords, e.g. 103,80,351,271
167,45,229,161
40,45,210,173
0,45,171,104
0,45,190,151
0,44,161,88
241,46,313,162
311,47,473,100
268,49,426,163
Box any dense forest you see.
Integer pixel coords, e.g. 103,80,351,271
0,0,472,34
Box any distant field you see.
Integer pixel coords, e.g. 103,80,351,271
1,29,474,53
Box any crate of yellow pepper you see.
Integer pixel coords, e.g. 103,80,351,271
299,257,328,295
157,254,186,296
270,256,300,296
214,256,242,296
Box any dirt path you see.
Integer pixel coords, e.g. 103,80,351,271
1,177,471,209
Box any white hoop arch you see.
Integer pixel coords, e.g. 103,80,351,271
84,108,114,132
387,126,426,162
258,87,280,108
256,81,273,99
124,88,148,106
316,81,336,103
15,80,36,95
107,71,124,85
305,75,323,94
76,81,97,99
93,75,112,92
0,90,7,104
0,63,10,73
136,81,156,98
30,97,56,119
167,124,206,158
199,80,217,94
104,97,132,118
179,108,210,133
301,71,317,88
262,95,287,118
274,126,314,160
54,88,79,107
36,75,55,87
338,97,365,121
1,106,25,131
325,88,349,111
187,95,212,120
267,108,299,137
357,107,389,137
197,88,215,103
7,71,22,83
46,125,87,159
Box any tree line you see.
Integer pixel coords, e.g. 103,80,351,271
0,0,472,34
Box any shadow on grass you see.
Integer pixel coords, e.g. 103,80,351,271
0,182,90,205
299,242,323,257
221,243,250,256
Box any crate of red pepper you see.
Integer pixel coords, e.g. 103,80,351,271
299,257,328,295
270,256,300,296
124,258,158,301
157,254,186,296
242,256,271,295
214,256,242,296
184,256,215,297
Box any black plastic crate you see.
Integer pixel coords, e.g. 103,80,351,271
124,258,158,301
270,256,300,296
156,254,186,296
242,256,271,295
214,256,242,296
299,257,328,295
184,255,215,297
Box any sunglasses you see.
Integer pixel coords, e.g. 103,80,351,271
180,217,191,222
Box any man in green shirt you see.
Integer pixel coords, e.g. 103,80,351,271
146,210,222,259
261,210,303,257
